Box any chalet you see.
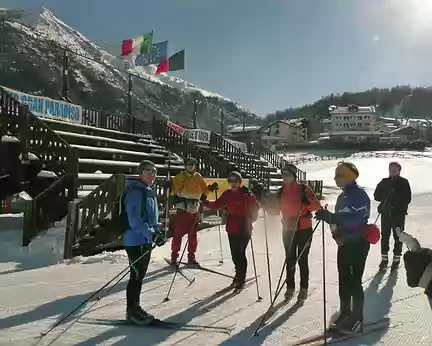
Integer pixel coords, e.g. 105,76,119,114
261,119,308,148
227,125,263,144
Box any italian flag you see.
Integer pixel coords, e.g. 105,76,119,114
122,32,153,56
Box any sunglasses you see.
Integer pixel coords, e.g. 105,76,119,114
141,168,157,175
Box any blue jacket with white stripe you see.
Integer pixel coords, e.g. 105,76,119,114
331,182,371,243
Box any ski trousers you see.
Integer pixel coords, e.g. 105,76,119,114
283,227,313,290
228,232,250,283
171,209,199,261
337,238,370,320
381,213,405,257
125,244,152,309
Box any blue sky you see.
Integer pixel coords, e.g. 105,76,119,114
3,0,432,115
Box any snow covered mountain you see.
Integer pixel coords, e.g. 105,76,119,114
1,7,256,131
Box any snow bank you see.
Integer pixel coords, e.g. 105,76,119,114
299,155,432,195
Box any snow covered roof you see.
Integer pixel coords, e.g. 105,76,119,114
329,130,382,136
228,125,262,133
330,105,376,114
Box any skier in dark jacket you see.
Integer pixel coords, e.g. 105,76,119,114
374,161,411,272
315,161,371,334
123,160,166,325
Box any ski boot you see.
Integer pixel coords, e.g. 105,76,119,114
391,257,401,272
126,307,155,325
337,313,363,335
379,255,389,272
328,311,350,332
297,288,308,303
187,256,200,268
233,280,245,294
228,275,239,289
170,253,178,267
284,288,295,301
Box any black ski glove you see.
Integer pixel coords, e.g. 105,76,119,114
153,231,166,247
314,208,334,224
208,182,219,191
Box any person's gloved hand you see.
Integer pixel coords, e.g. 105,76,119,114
208,182,219,191
153,231,166,247
200,193,209,205
314,208,334,224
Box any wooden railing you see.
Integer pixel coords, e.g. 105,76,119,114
153,119,232,177
82,107,149,135
0,87,79,245
211,133,270,188
64,173,125,259
248,143,307,181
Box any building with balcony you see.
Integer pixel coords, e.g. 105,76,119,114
330,105,376,132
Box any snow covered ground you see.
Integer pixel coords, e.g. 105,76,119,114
1,154,432,345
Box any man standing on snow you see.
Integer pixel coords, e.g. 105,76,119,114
123,160,166,325
374,161,411,272
315,161,371,334
271,164,322,302
170,157,218,266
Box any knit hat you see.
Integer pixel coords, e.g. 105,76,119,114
335,161,359,182
185,157,197,165
227,171,242,182
138,160,156,173
389,161,402,170
281,163,297,178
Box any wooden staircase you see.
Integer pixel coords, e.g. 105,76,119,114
0,87,78,245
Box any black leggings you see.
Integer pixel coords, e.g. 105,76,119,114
381,214,404,257
228,233,250,283
125,245,152,309
337,239,370,319
284,228,313,290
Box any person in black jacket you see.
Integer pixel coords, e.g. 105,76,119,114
374,162,411,272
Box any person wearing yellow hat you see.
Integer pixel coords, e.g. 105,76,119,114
315,161,371,335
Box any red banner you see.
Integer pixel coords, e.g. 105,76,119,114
167,121,185,135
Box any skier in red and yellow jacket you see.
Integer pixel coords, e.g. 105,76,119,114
170,157,217,266
270,164,322,302
203,171,260,290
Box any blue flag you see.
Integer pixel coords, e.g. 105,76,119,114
151,41,168,65
135,41,168,66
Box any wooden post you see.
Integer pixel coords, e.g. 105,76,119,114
193,99,197,128
220,109,224,136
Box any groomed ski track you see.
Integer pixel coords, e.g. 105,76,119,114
1,154,432,345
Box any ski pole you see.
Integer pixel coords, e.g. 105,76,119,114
39,244,156,339
249,234,263,302
215,189,224,264
272,205,304,304
322,218,328,345
163,207,201,302
163,239,190,302
253,220,322,336
41,260,137,346
262,206,272,302
164,151,172,240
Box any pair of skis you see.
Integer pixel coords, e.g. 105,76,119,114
83,317,235,335
287,317,394,345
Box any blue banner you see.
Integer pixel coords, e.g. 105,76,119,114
3,87,82,124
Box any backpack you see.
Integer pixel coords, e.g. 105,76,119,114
276,183,312,219
111,188,147,235
276,183,310,206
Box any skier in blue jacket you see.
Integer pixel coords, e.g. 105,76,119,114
124,160,166,325
315,161,371,335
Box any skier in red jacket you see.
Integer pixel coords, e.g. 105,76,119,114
203,171,260,290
